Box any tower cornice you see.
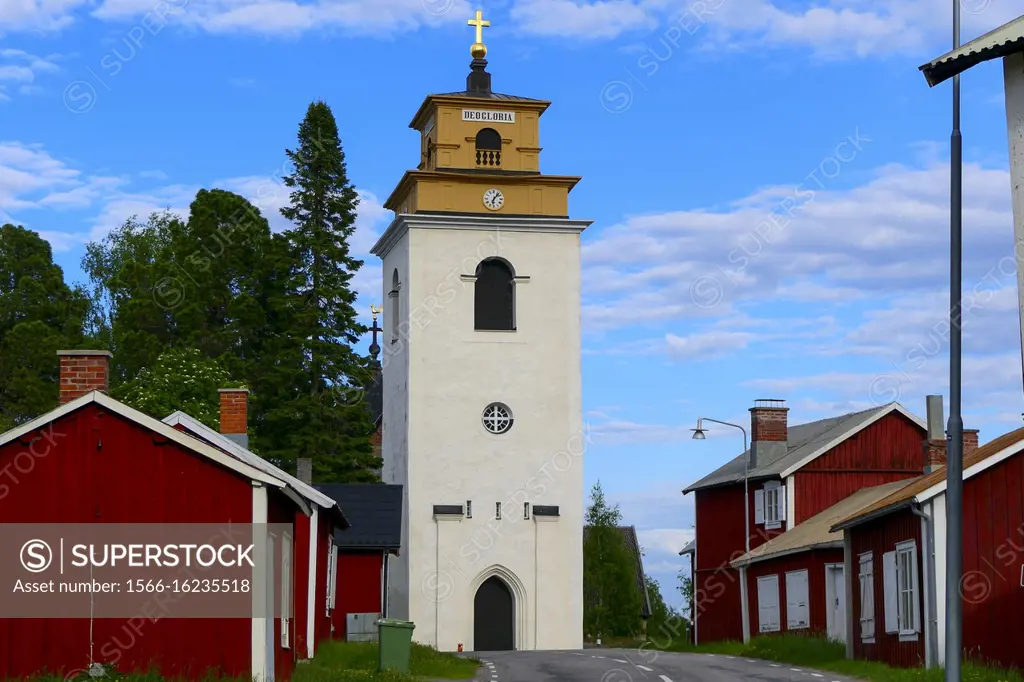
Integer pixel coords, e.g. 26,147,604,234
370,213,592,259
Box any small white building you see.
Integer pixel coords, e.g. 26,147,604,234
371,17,589,652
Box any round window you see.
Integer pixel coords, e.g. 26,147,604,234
482,403,514,434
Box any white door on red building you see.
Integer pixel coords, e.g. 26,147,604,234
826,564,847,643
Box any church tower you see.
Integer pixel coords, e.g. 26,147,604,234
371,11,589,652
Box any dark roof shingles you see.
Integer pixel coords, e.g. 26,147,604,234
314,483,403,550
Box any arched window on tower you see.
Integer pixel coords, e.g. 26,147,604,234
474,258,515,331
475,128,501,168
389,269,401,343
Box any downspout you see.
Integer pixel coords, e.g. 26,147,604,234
911,503,938,668
843,531,854,660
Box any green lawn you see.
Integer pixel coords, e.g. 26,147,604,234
642,634,1024,682
24,641,478,682
296,641,480,682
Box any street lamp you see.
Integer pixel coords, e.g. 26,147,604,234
692,417,750,554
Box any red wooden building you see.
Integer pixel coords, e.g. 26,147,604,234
0,350,345,681
682,399,928,644
312,484,403,640
162,399,348,663
731,479,911,642
834,422,1023,672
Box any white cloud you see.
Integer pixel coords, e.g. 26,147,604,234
665,329,754,358
0,0,88,33
511,0,654,40
0,50,61,100
92,0,474,36
582,156,1013,332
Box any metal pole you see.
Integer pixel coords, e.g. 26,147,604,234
698,418,750,553
944,0,964,676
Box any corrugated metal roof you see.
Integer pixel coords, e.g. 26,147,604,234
832,426,1024,531
920,14,1024,86
683,404,912,493
731,480,915,567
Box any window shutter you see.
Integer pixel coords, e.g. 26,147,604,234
859,554,875,640
883,551,898,634
754,490,765,525
281,534,292,648
778,484,787,521
757,575,780,632
785,571,809,629
907,545,921,632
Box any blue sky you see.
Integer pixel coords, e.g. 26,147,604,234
2,0,1022,609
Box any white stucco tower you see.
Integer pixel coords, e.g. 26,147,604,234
370,15,588,653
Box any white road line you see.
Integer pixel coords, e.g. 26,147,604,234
790,669,802,673
611,659,628,663
811,674,823,678
594,655,606,659
769,664,780,667
659,676,673,682
636,665,654,672
571,653,586,656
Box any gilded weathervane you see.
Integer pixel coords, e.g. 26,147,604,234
468,9,490,59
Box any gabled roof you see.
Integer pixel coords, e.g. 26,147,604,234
731,479,915,568
920,14,1024,87
683,403,925,493
0,391,287,489
833,426,1024,532
583,524,652,618
163,410,348,527
678,538,696,556
314,483,403,551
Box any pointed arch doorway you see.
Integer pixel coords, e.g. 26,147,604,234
473,575,515,651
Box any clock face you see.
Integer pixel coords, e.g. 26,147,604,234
483,188,504,211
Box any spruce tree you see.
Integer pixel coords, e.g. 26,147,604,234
277,100,380,482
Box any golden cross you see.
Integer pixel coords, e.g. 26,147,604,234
468,9,490,45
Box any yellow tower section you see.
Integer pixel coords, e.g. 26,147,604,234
384,10,582,218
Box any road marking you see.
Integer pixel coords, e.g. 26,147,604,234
811,675,823,678
612,659,628,663
594,655,606,659
659,676,673,682
571,653,586,656
637,665,653,672
769,664,780,667
790,669,802,673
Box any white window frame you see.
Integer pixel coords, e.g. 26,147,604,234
281,532,292,649
895,540,920,641
756,481,786,530
785,569,810,630
858,551,875,643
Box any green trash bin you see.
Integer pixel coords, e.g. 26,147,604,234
377,618,416,672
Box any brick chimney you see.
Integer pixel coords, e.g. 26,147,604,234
296,458,313,485
218,388,250,450
57,350,112,404
963,429,979,456
749,399,788,469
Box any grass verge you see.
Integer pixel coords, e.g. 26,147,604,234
639,634,1024,682
297,640,480,681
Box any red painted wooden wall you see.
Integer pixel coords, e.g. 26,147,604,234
693,484,783,643
331,551,385,639
849,508,924,668
0,405,297,680
745,549,843,637
794,413,925,523
960,450,1024,670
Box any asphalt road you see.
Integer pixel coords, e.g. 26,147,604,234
469,648,864,682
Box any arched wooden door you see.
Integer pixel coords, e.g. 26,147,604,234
473,576,514,651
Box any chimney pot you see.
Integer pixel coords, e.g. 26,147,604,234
57,350,112,404
297,458,313,485
218,388,250,450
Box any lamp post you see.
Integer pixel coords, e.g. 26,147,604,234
692,417,750,554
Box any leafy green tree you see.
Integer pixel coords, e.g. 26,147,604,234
113,348,237,428
645,574,688,646
0,224,91,430
271,99,379,482
678,565,694,621
583,481,643,639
